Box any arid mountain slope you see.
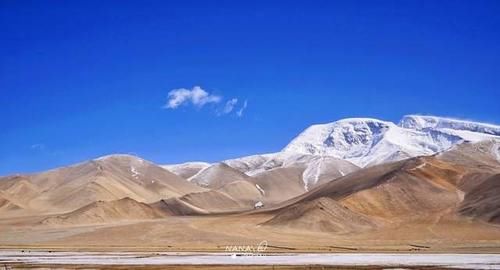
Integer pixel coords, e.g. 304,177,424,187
161,154,358,214
222,152,359,190
42,197,168,225
263,197,379,233
459,174,500,223
160,190,249,214
154,166,312,215
0,155,206,214
218,180,263,206
162,162,210,179
0,176,40,212
187,163,251,189
0,194,23,213
151,180,265,215
262,142,500,232
436,140,500,190
249,167,306,205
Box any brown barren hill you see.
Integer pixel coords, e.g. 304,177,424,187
260,140,500,233
217,180,263,206
41,197,168,225
261,156,481,232
249,167,306,205
1,154,206,214
150,180,264,215
437,140,500,191
155,189,251,215
150,197,209,216
262,197,378,233
187,163,251,189
0,194,23,213
0,176,40,210
459,174,500,223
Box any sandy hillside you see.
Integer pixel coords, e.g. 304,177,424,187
188,163,251,189
258,143,500,234
0,154,206,214
41,197,169,225
0,194,23,213
459,173,500,223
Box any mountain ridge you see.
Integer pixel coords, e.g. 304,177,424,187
283,115,500,167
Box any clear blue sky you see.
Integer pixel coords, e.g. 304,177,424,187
1,0,499,175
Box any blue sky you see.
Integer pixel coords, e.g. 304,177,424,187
1,1,499,175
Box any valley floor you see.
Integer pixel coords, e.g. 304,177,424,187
1,214,500,253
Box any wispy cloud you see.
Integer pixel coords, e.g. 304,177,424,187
164,86,247,117
164,86,221,109
236,100,248,117
220,98,238,115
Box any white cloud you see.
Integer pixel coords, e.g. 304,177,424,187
164,86,221,109
164,86,247,117
220,98,238,115
236,100,248,117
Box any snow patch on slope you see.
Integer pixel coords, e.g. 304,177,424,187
162,162,211,179
491,142,500,162
301,156,358,191
255,184,265,195
301,156,325,191
222,153,278,175
130,166,140,179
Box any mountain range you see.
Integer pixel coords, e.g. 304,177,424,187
1,115,500,251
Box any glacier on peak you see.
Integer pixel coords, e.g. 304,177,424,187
283,115,500,167
400,115,500,135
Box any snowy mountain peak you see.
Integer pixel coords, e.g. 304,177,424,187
399,115,500,136
283,115,500,167
283,118,393,156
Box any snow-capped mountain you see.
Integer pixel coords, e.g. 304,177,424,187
178,152,358,191
164,115,500,190
221,152,358,190
283,115,500,167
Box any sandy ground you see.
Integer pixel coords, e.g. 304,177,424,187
1,213,500,253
